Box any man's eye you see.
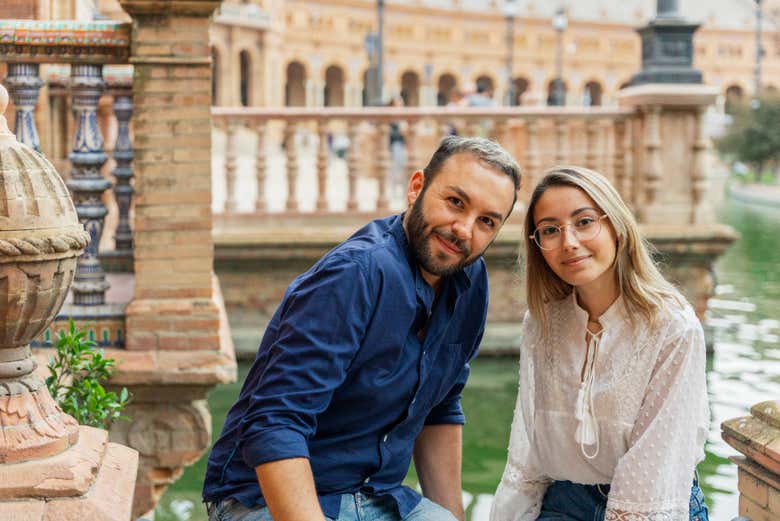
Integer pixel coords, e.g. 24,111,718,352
479,217,495,228
541,226,559,236
448,197,463,207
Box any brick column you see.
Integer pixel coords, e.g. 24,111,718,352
117,1,235,517
120,0,221,353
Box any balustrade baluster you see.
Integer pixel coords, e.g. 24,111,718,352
346,120,359,211
255,122,267,212
112,89,134,251
2,63,43,151
643,106,662,217
613,119,627,200
691,106,709,223
225,121,239,213
316,119,329,211
376,121,390,212
406,119,420,179
525,119,541,192
285,121,299,211
555,118,567,165
67,63,111,305
585,119,599,170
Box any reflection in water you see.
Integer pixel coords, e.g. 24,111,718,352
155,199,780,521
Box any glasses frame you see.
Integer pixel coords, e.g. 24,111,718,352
529,214,609,251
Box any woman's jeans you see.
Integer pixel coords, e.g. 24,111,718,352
538,478,709,521
207,492,457,521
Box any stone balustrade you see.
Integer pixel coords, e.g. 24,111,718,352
210,106,635,215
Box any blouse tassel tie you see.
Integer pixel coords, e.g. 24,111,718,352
575,330,601,460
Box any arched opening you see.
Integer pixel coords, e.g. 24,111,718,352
400,70,420,107
474,75,495,99
211,46,219,106
285,61,306,107
512,77,529,106
239,50,251,107
437,73,457,106
547,79,567,106
583,81,603,106
725,85,744,114
324,65,345,107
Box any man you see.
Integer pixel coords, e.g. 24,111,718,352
203,136,521,521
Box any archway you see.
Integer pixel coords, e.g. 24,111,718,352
400,70,420,107
285,61,306,107
437,73,457,106
583,81,603,106
324,65,345,107
239,50,251,106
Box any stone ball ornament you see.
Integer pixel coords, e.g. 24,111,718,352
0,83,89,463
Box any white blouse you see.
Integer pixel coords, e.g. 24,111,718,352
490,292,709,521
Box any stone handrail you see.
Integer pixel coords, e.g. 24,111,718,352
211,105,636,215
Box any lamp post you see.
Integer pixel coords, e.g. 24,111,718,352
503,0,519,106
376,0,385,105
754,0,764,103
551,7,567,106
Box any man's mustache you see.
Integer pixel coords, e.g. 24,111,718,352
433,229,471,257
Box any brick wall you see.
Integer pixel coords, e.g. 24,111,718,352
2,0,38,18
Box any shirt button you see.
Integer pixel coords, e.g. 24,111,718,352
411,398,416,405
383,434,388,442
364,477,371,484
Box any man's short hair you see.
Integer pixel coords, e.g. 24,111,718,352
422,136,521,196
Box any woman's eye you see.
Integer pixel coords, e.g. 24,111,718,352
576,217,595,227
541,226,559,236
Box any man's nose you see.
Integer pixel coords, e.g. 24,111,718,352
452,218,474,241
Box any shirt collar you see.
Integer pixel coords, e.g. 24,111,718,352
389,213,473,296
570,290,626,329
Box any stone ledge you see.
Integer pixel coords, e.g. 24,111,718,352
723,411,780,476
0,426,106,500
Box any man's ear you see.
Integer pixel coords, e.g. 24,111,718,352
406,170,425,206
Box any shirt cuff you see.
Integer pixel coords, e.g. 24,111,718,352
240,427,311,469
424,399,466,425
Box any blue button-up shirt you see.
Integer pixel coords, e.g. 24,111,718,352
203,214,489,518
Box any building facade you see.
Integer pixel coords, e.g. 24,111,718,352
209,0,780,111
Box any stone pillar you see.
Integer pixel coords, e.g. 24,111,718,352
618,84,718,225
0,84,138,521
111,87,134,253
722,401,780,520
618,84,736,320
117,0,236,516
2,63,43,151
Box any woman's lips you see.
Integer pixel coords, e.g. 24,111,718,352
562,255,591,266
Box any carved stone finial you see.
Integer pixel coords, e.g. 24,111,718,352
0,84,12,138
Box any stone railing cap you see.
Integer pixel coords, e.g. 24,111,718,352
617,83,719,108
0,19,130,64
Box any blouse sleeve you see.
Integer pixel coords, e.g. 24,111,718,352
490,313,551,521
605,311,709,521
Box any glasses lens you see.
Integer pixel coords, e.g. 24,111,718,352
534,226,560,250
574,214,602,241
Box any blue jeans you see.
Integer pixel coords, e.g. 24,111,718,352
538,479,709,521
207,492,457,521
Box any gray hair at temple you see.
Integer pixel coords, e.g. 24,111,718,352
422,136,522,209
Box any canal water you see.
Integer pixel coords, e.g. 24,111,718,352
154,198,780,521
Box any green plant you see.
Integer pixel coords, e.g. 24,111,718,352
46,319,131,430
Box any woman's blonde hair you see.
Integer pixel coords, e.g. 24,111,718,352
524,165,684,331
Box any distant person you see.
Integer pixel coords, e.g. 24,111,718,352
490,166,710,521
388,95,407,200
466,82,496,107
203,136,521,521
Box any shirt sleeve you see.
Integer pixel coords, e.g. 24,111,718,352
605,312,709,521
425,278,488,426
237,256,373,469
490,313,551,521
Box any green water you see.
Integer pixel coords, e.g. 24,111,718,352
155,198,780,521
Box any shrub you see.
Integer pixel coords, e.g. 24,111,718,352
46,319,131,430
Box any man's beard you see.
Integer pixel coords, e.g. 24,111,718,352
406,193,480,279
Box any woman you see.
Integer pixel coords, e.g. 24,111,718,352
490,166,710,521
